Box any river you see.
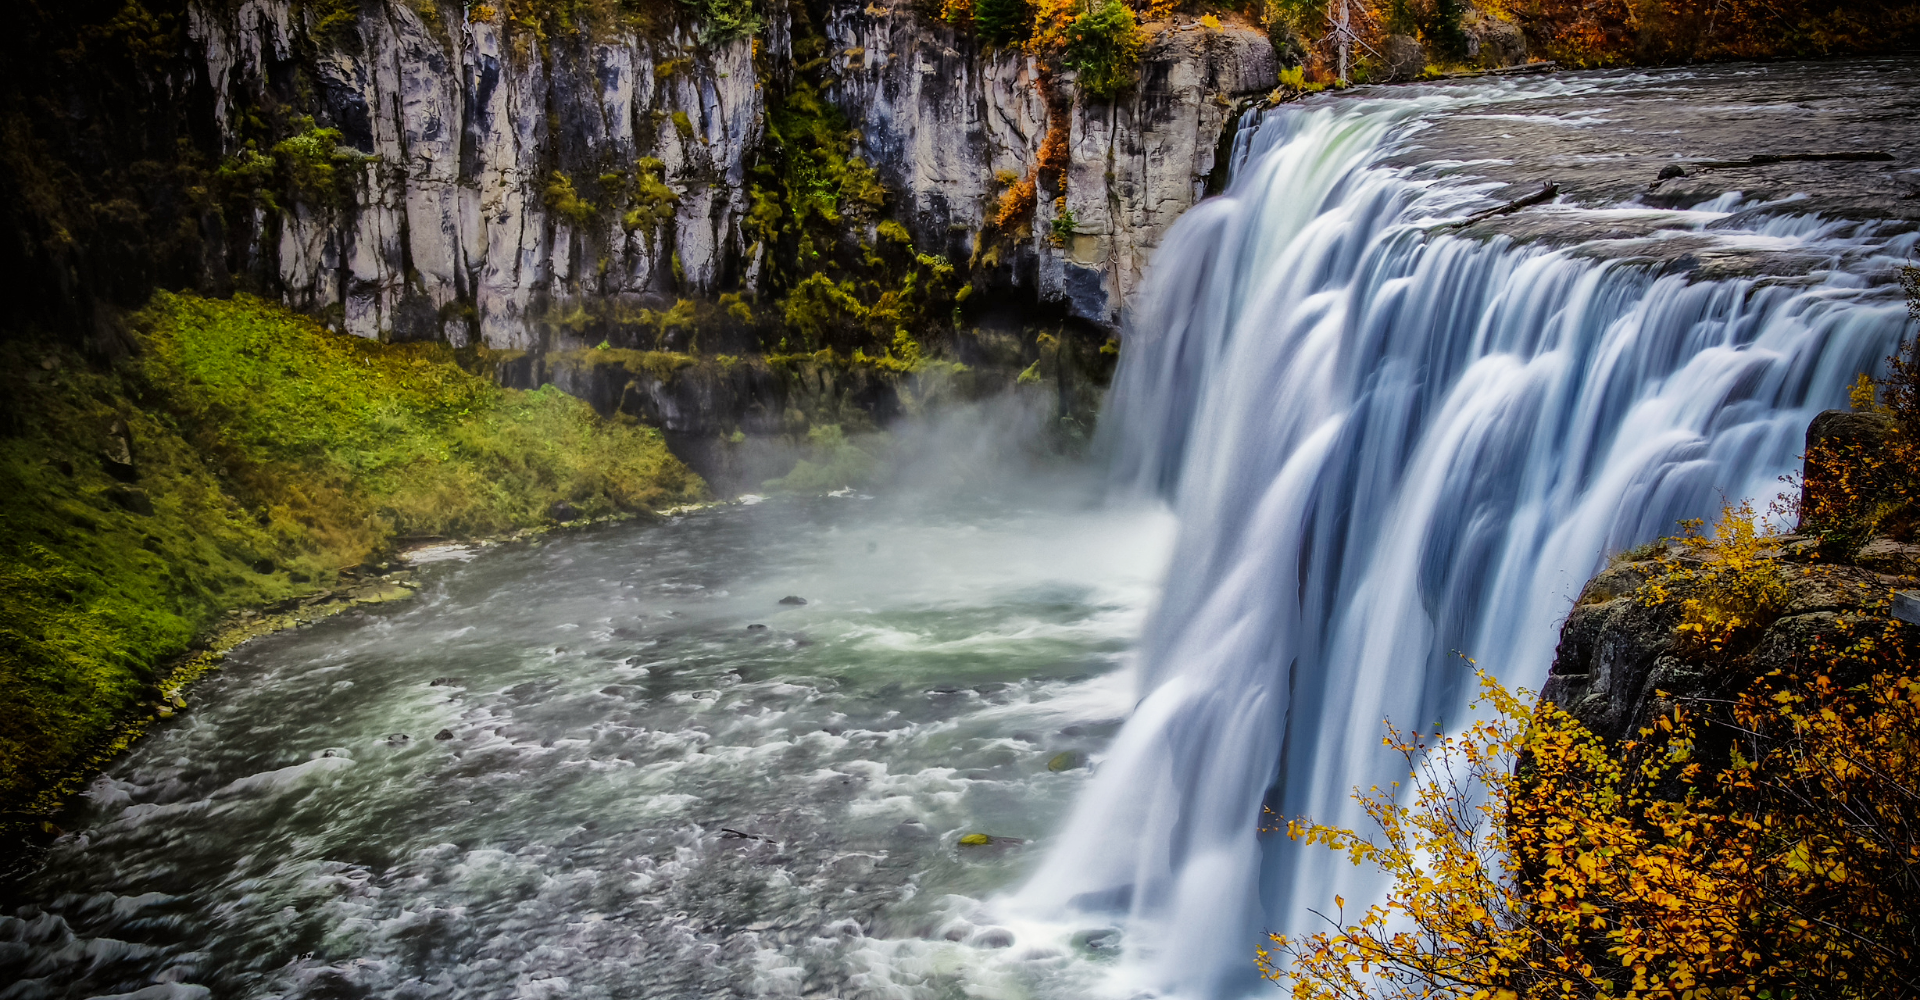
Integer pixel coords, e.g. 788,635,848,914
6,59,1919,1000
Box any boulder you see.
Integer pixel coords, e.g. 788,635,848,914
1381,34,1425,82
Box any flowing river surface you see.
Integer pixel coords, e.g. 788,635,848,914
7,59,1920,1000
3,480,1177,1000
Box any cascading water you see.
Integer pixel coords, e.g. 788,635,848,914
1018,82,1917,998
8,64,1918,1000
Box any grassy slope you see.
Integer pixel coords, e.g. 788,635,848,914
0,292,702,824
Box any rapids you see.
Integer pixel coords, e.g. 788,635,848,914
6,61,1919,1000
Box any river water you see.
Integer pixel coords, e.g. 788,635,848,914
7,60,1920,1000
4,475,1176,1000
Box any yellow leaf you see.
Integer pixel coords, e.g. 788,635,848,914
1200,13,1222,28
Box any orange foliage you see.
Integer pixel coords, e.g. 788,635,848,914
1635,502,1789,657
1264,659,1920,999
1036,116,1072,191
1511,0,1920,64
994,177,1037,231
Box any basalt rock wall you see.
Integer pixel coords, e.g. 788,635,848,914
3,0,1278,354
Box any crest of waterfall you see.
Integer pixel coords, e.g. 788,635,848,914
1016,91,1918,998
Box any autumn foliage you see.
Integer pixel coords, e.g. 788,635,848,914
1264,656,1920,999
1267,0,1919,79
1509,0,1920,64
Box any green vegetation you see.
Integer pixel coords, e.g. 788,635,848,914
762,423,879,492
1060,0,1144,99
742,11,966,359
972,0,1034,44
677,0,760,41
432,0,759,46
545,169,599,226
0,292,701,829
216,115,376,213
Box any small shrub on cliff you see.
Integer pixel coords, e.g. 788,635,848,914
1637,501,1788,658
972,0,1033,43
1264,666,1920,999
1798,331,1920,555
1057,0,1143,98
678,0,760,41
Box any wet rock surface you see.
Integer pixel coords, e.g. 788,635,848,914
1372,57,1920,250
1546,551,1912,748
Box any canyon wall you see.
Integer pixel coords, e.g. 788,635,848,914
171,0,1275,347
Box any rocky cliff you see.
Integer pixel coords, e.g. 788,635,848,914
4,0,1277,354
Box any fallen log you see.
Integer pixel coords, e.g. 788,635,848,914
1436,60,1560,81
1650,150,1894,185
1441,181,1559,229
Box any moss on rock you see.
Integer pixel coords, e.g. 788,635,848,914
0,292,702,832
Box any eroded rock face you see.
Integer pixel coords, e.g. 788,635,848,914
183,0,1279,345
189,1,766,348
1544,551,1908,747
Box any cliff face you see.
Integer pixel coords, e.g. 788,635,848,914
127,0,1275,348
821,10,1275,324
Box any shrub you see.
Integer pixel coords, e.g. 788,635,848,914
973,0,1032,44
1060,0,1143,99
1797,330,1920,556
762,423,878,492
1263,664,1920,999
678,0,760,41
994,177,1037,230
1636,501,1789,658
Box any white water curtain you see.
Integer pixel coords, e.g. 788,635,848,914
1018,87,1918,999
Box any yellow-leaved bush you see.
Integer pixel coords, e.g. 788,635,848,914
1264,650,1920,998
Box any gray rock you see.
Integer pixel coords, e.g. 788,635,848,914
178,1,1275,343
1461,9,1527,66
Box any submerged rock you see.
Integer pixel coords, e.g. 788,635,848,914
1047,751,1087,771
778,595,807,605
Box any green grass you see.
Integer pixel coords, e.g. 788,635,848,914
0,292,702,825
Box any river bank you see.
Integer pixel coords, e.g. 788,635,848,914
0,293,703,847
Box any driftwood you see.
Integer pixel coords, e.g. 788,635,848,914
1436,60,1560,80
1650,151,1894,186
1441,181,1560,229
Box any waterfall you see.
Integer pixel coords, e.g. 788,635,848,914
1016,86,1918,998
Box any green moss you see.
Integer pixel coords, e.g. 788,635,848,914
762,424,877,493
621,156,681,243
0,292,702,827
671,110,697,141
545,170,598,226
